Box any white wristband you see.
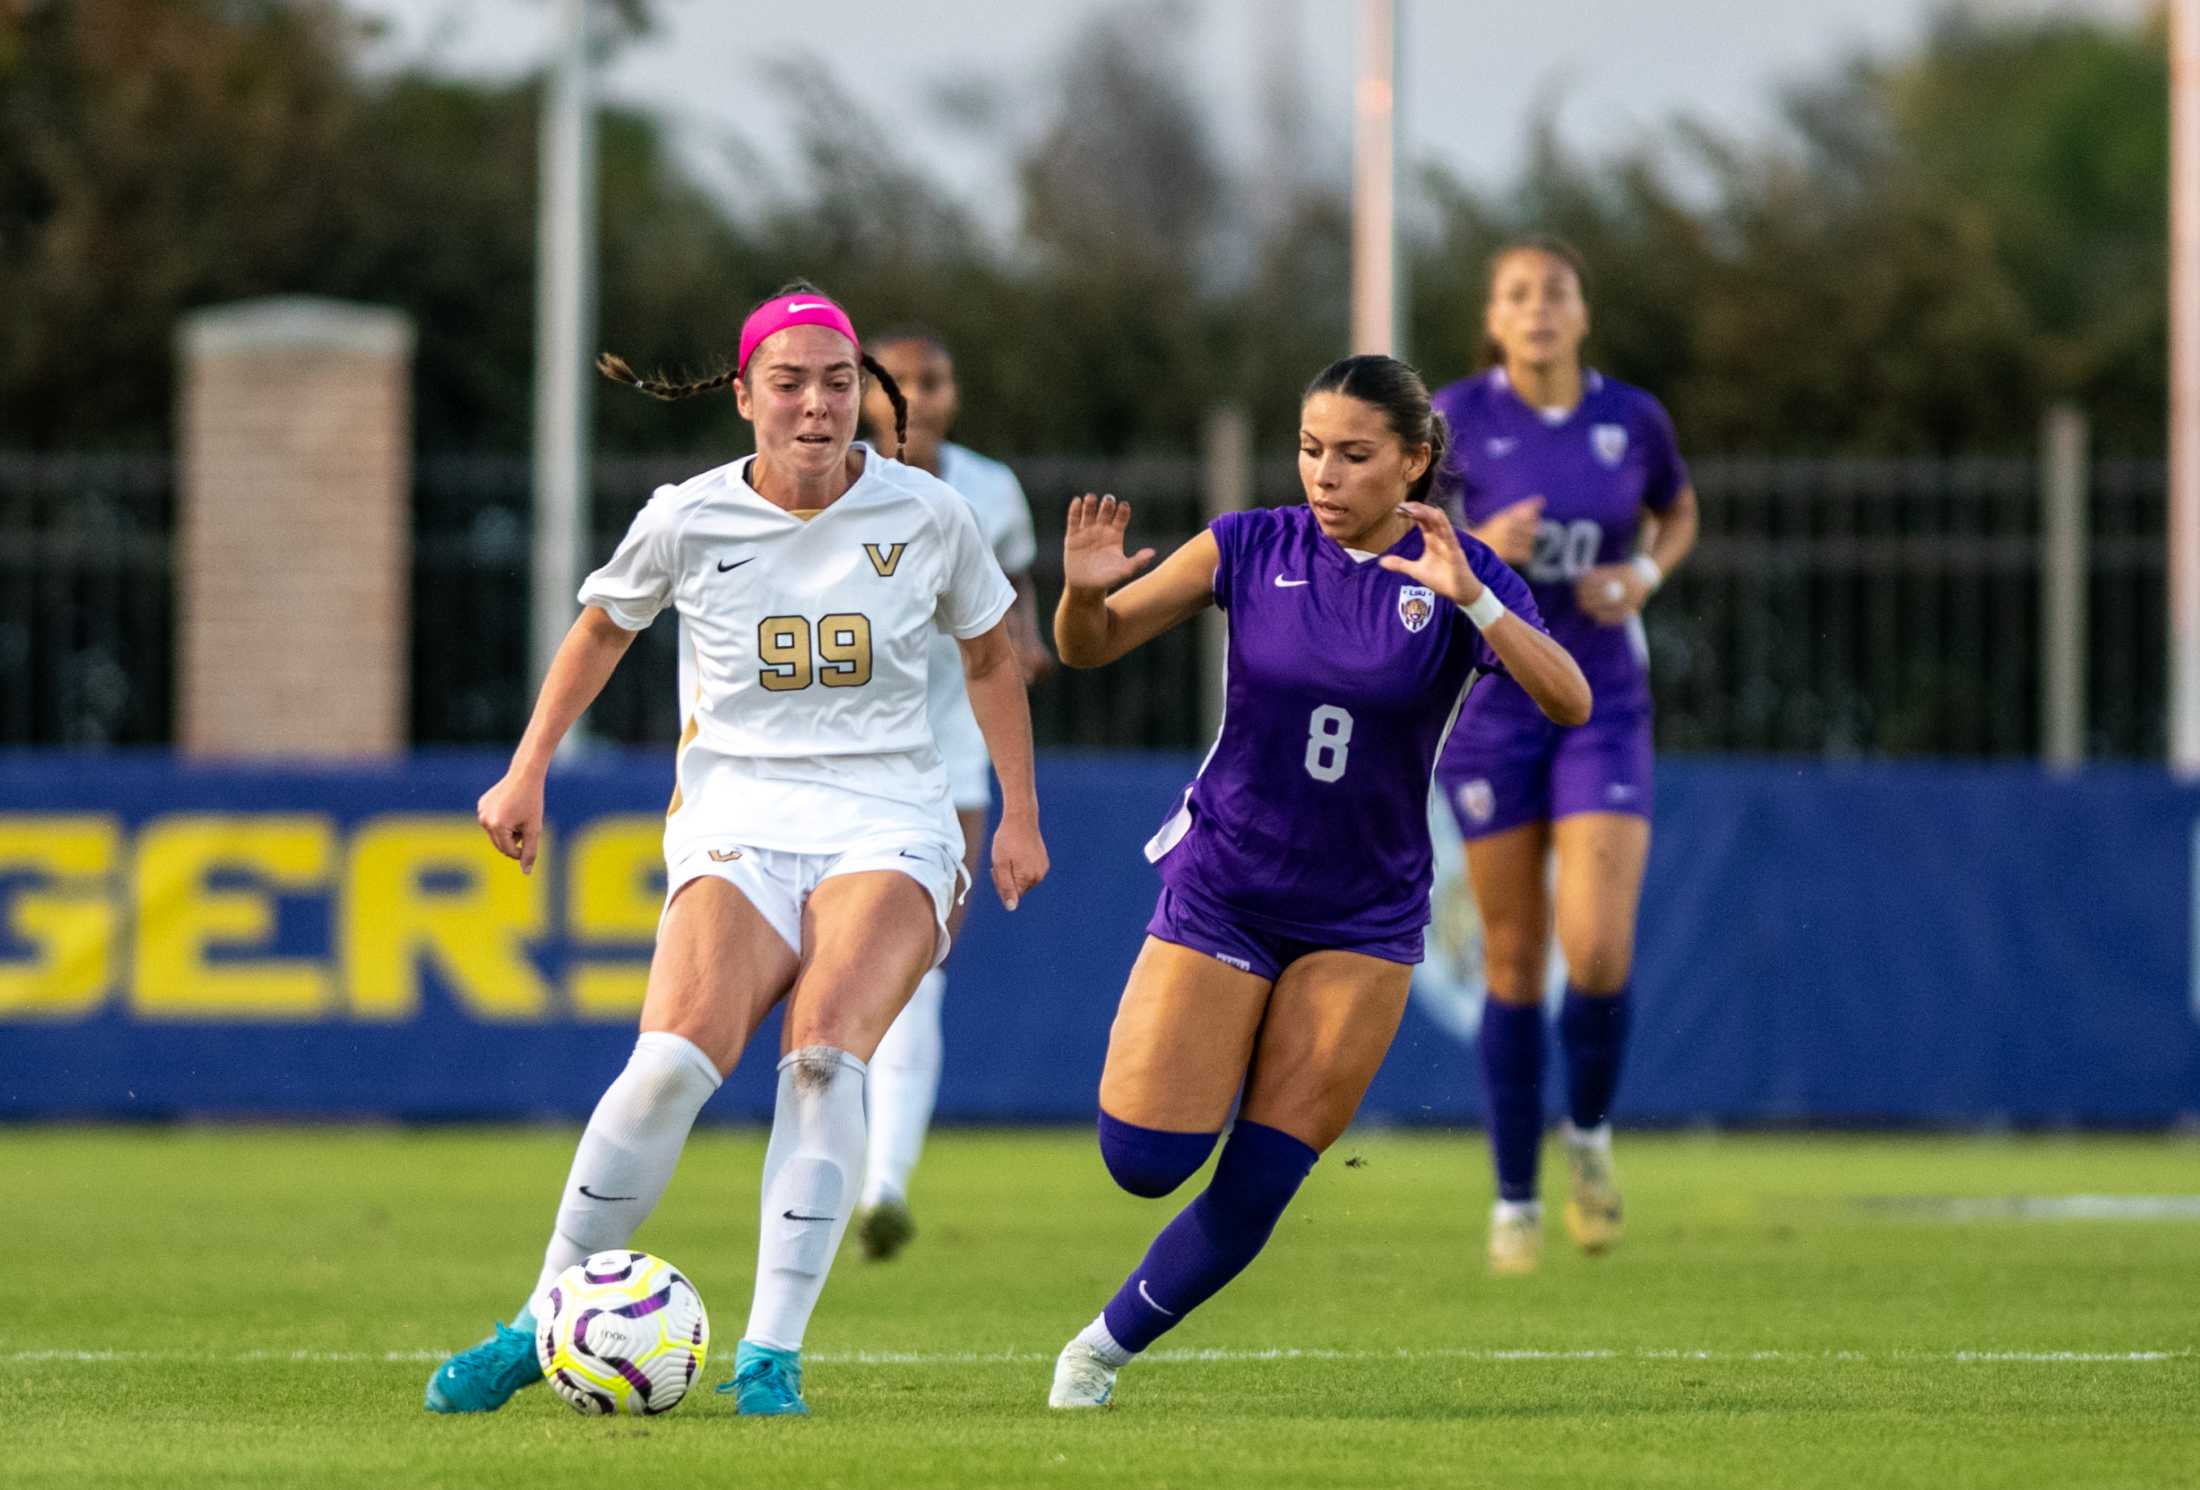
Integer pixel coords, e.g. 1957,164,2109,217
1631,553,1664,592
1464,588,1508,629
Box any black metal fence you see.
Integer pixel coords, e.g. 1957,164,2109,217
1,447,2169,759
0,452,173,748
1652,456,2166,758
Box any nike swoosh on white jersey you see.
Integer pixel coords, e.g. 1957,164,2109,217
1274,576,1310,588
785,301,830,313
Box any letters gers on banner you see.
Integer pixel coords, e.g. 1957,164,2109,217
0,812,668,1020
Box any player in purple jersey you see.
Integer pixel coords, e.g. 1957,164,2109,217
1431,236,1700,1275
1041,356,1589,1408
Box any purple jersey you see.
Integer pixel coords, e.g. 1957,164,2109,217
1145,505,1544,944
1432,367,1687,713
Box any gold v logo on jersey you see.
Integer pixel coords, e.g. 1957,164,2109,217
863,542,907,577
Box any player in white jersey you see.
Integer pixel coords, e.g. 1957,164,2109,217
851,328,1052,1261
423,286,1048,1420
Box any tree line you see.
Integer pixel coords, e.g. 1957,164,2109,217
0,0,2170,459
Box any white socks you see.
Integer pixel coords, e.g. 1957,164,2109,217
1075,1315,1133,1367
1563,1121,1613,1153
743,1045,869,1351
528,1031,722,1317
523,1033,876,1352
861,969,945,1207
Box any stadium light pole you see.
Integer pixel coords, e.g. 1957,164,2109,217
1350,0,1398,357
532,0,598,725
2174,0,2200,774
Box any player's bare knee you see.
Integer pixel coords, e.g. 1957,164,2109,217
1563,939,1633,993
1483,943,1548,1003
1482,926,1546,993
644,1015,738,1075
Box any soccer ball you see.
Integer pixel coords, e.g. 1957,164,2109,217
534,1250,710,1416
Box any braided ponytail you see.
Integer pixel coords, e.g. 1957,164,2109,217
597,281,897,465
861,353,907,459
595,353,740,402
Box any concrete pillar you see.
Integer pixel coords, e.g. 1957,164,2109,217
175,297,414,757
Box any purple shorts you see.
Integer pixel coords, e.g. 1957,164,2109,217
1437,687,1654,841
1146,881,1426,982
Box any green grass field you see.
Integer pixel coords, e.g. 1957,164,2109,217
9,1127,2197,1489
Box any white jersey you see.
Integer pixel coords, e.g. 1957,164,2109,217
925,443,1038,806
581,444,1015,855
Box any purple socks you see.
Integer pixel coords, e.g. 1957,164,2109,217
1478,998,1547,1202
1100,1119,1318,1354
1559,982,1632,1130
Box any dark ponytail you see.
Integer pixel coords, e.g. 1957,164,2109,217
594,353,738,401
860,352,907,460
1479,233,1591,368
1303,354,1450,505
596,277,903,457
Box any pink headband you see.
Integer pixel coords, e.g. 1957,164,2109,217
737,293,861,374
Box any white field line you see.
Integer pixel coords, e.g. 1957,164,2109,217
1857,1195,2200,1222
0,1346,2189,1367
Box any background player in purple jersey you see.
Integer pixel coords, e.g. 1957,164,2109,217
1431,236,1700,1275
1041,355,1589,1409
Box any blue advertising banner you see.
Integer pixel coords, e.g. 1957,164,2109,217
0,753,2194,1125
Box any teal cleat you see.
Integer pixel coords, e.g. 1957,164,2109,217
423,1311,543,1414
717,1340,808,1416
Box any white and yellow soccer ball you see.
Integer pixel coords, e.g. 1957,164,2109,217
534,1250,709,1416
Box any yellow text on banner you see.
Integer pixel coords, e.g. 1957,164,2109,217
342,817,552,1020
0,816,122,1016
130,815,337,1018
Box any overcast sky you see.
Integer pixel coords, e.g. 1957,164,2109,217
351,0,2157,232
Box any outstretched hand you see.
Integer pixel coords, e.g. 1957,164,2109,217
1377,502,1488,608
1062,493,1156,594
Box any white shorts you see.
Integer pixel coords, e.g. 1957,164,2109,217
932,697,993,814
665,829,966,969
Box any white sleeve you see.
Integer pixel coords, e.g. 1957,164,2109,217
576,487,681,631
936,495,1016,640
991,467,1038,576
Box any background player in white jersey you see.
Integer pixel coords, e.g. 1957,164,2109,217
852,327,1051,1260
423,285,1047,1419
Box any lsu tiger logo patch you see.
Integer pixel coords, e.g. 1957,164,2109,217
1398,585,1435,634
